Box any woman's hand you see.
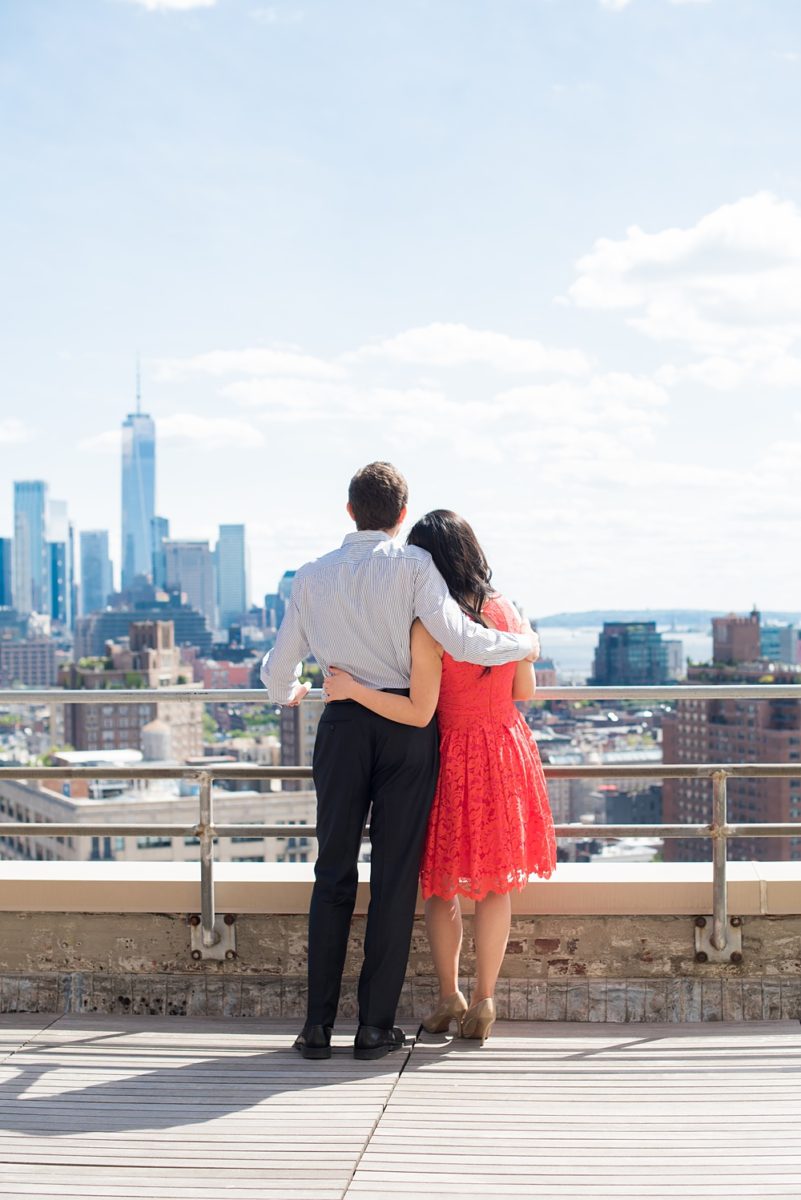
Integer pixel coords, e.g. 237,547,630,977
285,681,311,707
323,667,357,703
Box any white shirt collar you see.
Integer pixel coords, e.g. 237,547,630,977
342,530,395,545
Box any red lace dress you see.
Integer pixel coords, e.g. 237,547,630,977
419,594,556,902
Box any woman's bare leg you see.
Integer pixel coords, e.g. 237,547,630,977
424,895,463,999
473,890,511,1001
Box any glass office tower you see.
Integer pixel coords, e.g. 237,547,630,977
121,410,156,588
13,480,49,615
216,524,247,628
80,530,114,616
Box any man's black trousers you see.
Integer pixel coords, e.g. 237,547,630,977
307,699,439,1031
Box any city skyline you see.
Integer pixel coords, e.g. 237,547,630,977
1,2,800,614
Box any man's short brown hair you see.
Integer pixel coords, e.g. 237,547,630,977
348,462,409,531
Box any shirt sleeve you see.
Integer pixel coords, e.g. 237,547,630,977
413,555,532,666
260,589,310,704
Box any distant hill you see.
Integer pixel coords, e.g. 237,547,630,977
534,609,801,630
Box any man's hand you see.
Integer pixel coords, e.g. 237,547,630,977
524,627,540,663
284,681,311,707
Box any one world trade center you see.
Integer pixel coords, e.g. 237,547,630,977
121,382,155,589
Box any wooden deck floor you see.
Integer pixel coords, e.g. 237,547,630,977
0,1014,799,1199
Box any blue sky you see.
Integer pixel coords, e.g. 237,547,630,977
1,0,800,617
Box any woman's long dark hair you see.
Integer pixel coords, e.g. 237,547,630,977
407,510,494,626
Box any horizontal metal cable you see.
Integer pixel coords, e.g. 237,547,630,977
1,683,800,704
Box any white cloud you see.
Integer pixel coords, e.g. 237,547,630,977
346,322,591,376
222,377,354,416
128,0,216,10
155,347,345,381
656,347,801,391
492,372,667,425
229,378,463,438
79,428,120,455
250,5,304,24
220,360,670,476
158,413,265,447
485,372,669,483
755,438,801,496
206,331,663,470
127,318,800,611
150,323,598,469
220,366,670,470
655,356,747,392
764,355,801,387
0,419,33,445
600,0,710,7
80,414,264,454
568,193,801,388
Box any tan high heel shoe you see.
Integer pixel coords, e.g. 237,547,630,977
460,997,496,1042
420,990,468,1034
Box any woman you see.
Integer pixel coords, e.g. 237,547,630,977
323,510,556,1042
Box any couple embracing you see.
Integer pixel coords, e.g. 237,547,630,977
262,462,556,1060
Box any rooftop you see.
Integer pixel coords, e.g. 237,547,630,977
1,1013,798,1199
50,750,143,767
2,682,801,1196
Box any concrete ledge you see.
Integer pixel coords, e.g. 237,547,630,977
1,861,800,915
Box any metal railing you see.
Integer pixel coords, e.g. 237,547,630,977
1,684,800,961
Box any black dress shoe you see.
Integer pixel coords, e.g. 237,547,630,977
293,1024,333,1060
353,1025,410,1060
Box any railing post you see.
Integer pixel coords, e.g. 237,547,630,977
198,773,220,948
711,770,728,953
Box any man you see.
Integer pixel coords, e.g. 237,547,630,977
262,462,538,1060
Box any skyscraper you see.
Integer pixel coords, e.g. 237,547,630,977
276,570,296,627
68,522,78,626
216,524,247,628
0,538,12,608
151,516,170,589
590,622,670,687
49,543,69,626
13,481,49,615
47,499,73,627
80,530,114,616
163,540,217,627
121,378,156,589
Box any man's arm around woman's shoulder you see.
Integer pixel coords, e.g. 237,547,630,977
412,554,539,666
